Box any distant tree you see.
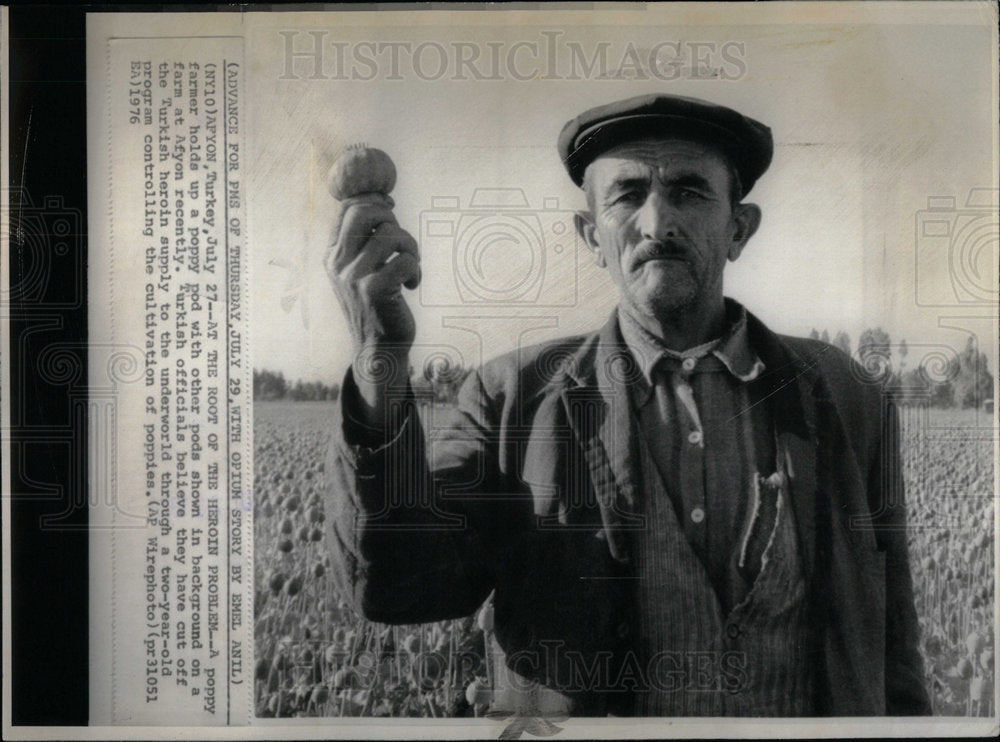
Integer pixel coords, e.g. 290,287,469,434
949,336,994,408
929,378,956,408
833,331,852,356
820,329,830,344
858,327,892,362
896,366,948,407
809,328,820,340
253,368,288,400
893,336,992,409
253,368,340,401
857,327,893,383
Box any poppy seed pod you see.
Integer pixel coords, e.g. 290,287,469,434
328,145,396,201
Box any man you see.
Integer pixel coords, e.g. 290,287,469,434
323,93,931,716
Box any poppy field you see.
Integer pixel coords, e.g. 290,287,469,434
253,401,995,717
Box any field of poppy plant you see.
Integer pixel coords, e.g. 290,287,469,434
253,401,994,717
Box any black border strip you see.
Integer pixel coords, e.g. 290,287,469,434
8,3,90,726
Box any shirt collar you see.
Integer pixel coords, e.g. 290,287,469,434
618,299,766,404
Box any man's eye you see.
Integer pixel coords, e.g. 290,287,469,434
613,191,643,205
676,188,706,201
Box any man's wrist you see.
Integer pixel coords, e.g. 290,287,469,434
341,367,414,449
346,344,412,433
353,343,411,395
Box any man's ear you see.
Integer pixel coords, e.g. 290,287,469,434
574,211,605,268
728,203,762,261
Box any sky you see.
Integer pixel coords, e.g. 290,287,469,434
245,6,998,385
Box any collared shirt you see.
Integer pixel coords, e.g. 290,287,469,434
619,299,775,613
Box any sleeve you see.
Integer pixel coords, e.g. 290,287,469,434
323,366,500,624
872,392,933,715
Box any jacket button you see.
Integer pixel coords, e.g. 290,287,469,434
726,623,741,639
616,621,630,640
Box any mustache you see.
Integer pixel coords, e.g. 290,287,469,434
632,239,691,265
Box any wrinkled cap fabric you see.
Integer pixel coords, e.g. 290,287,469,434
558,93,773,198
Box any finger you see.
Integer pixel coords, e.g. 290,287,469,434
327,202,398,271
403,264,421,291
380,223,420,290
340,234,399,283
367,253,420,300
380,223,419,264
328,202,396,273
341,224,419,282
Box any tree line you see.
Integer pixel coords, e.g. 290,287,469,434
253,369,341,401
253,361,473,404
812,328,993,409
255,328,993,409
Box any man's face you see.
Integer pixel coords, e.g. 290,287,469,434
576,138,760,322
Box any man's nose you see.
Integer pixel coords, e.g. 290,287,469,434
637,192,678,242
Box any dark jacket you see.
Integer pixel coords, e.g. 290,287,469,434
325,309,931,716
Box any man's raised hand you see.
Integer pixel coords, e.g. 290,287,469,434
324,201,420,352
323,145,419,421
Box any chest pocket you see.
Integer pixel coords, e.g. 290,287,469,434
520,417,602,528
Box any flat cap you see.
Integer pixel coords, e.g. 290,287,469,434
558,93,773,198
